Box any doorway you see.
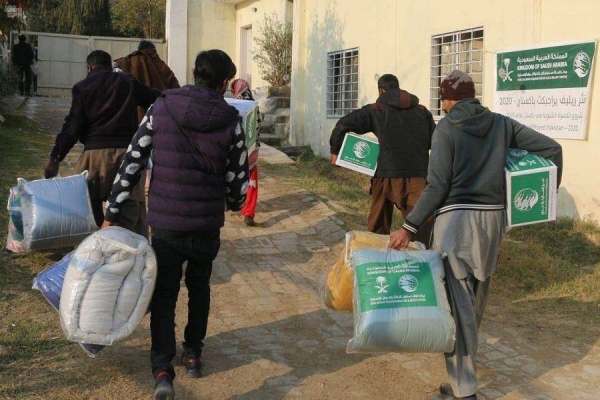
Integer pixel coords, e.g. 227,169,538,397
240,25,253,87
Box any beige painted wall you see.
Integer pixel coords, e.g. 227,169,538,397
167,0,237,86
188,1,237,85
290,0,600,222
291,0,402,152
235,0,292,90
169,0,290,88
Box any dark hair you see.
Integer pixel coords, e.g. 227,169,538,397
18,34,26,42
138,40,155,51
377,74,400,90
86,50,112,69
193,49,236,90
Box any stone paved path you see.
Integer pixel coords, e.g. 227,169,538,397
2,95,598,399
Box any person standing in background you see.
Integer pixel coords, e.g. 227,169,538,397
232,78,260,226
12,34,34,96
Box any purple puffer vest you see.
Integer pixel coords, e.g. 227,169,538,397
147,86,239,232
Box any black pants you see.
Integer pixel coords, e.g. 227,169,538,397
17,65,32,95
150,229,221,379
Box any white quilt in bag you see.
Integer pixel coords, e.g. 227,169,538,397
347,249,456,354
59,227,157,345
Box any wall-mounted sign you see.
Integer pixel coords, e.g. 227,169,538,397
494,41,596,140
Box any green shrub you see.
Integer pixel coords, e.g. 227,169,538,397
253,13,293,87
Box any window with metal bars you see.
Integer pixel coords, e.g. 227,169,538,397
326,48,359,118
430,28,484,118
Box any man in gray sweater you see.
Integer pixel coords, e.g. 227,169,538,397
389,70,563,399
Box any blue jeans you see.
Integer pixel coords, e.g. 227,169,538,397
150,229,220,379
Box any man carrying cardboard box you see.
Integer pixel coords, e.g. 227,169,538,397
389,70,563,399
329,74,436,246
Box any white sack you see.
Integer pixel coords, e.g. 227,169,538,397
347,249,455,354
18,172,98,251
59,227,157,346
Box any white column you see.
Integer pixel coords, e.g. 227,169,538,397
289,0,304,146
166,0,189,85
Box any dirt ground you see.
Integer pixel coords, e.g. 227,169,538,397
1,96,599,400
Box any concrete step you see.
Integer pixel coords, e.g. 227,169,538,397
259,122,274,134
262,113,290,125
259,96,290,114
255,86,291,99
274,122,289,137
260,133,285,146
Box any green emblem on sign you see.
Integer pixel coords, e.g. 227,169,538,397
497,42,596,91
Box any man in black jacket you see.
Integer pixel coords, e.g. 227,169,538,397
44,50,160,235
330,74,435,245
12,34,34,96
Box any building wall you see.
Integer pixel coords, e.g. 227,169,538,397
167,0,237,86
290,0,600,222
167,0,290,88
235,0,292,90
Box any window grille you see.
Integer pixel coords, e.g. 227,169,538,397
327,48,359,118
430,28,484,117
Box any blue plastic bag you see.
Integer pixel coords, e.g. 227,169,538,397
32,252,105,357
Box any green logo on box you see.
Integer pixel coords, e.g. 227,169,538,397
339,135,379,169
510,172,550,224
355,259,437,312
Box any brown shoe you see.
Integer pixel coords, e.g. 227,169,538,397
244,216,256,226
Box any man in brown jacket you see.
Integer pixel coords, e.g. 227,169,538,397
114,40,181,205
114,40,180,122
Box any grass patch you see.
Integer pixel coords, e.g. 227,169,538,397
497,218,600,327
0,114,54,288
262,154,405,231
0,115,72,380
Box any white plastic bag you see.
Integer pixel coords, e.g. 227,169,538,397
32,252,105,357
18,172,98,251
59,227,157,346
6,186,25,252
347,248,455,354
30,61,40,76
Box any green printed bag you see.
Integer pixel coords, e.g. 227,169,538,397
346,249,455,353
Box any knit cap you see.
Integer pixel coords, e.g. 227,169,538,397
439,70,475,100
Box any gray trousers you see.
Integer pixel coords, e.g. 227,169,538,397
432,209,505,397
443,266,492,397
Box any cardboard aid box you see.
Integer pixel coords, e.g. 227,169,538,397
505,148,557,227
335,133,380,176
225,98,259,155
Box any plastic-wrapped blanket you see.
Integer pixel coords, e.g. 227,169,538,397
59,227,157,346
32,252,105,357
17,172,98,251
347,249,455,354
320,231,390,312
6,186,25,252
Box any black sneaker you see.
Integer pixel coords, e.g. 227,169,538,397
182,352,202,378
154,371,175,400
438,383,477,399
